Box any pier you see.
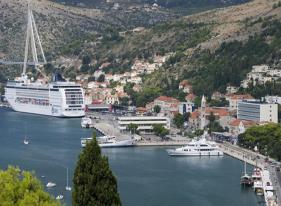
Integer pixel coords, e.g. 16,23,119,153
218,143,265,168
219,142,280,206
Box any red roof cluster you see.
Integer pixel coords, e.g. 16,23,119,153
155,96,179,103
185,93,196,101
205,108,229,117
229,119,256,127
227,94,253,100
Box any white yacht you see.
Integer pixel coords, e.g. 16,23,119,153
167,134,223,156
4,6,85,117
81,117,94,128
81,136,135,148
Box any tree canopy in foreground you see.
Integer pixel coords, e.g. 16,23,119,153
238,123,281,161
72,133,121,206
0,166,60,206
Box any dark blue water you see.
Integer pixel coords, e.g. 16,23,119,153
0,108,263,206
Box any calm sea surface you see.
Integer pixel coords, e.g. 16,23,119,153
0,108,264,206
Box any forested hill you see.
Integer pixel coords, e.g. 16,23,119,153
53,0,249,9
52,0,281,100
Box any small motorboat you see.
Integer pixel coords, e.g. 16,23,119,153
56,195,64,200
23,136,29,145
81,117,94,128
46,181,56,188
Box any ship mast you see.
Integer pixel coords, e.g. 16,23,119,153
23,4,46,76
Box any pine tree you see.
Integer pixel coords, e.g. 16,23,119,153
72,133,121,206
0,166,60,206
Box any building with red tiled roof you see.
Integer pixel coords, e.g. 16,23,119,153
225,94,254,111
185,93,197,102
189,110,201,129
136,107,147,115
154,96,180,117
211,91,225,100
179,80,193,93
188,107,232,130
228,118,257,134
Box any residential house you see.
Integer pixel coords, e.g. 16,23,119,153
179,80,192,93
228,119,256,134
226,85,239,94
211,91,225,100
179,101,194,115
185,93,197,102
154,96,180,117
225,94,254,111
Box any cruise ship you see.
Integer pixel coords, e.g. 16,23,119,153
5,74,85,117
4,6,85,117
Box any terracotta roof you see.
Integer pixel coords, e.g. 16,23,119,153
229,119,256,127
137,107,147,112
155,96,179,103
185,93,196,101
205,108,229,117
179,80,191,87
227,94,253,100
190,111,200,119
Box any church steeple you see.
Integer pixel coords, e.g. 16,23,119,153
200,95,206,130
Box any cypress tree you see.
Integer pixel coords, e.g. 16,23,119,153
72,133,121,206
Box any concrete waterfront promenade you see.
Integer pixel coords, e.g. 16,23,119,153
218,143,265,168
93,122,131,140
93,121,190,146
219,142,280,206
136,140,190,146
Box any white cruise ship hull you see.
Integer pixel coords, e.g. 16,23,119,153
167,149,223,156
9,101,84,117
5,81,85,118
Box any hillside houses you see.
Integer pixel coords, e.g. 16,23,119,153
179,80,192,93
241,65,281,88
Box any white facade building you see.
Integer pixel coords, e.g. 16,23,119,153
179,101,194,115
241,65,281,88
237,101,278,123
264,96,281,104
118,116,170,133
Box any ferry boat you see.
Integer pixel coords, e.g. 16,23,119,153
81,136,135,148
167,133,223,156
4,6,85,117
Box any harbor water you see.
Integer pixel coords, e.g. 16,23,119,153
0,109,264,206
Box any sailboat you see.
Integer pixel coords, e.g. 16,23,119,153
65,168,71,191
23,125,29,145
240,161,252,187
